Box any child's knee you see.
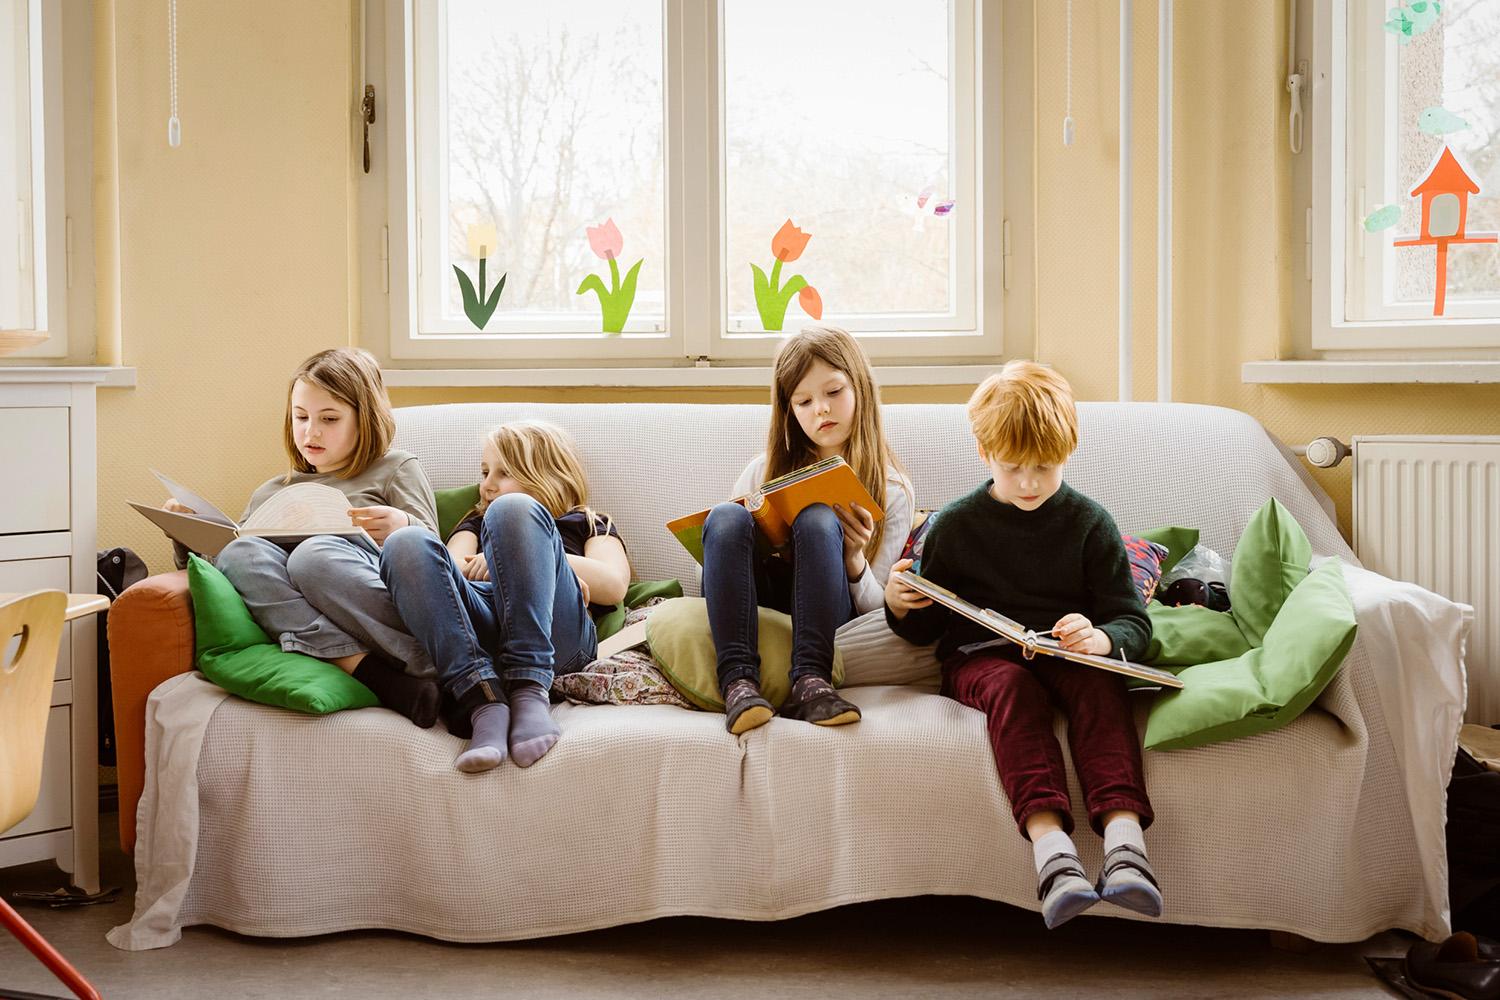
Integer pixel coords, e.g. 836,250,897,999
379,525,441,577
792,502,839,537
704,500,753,537
285,536,353,591
215,536,278,580
484,493,549,536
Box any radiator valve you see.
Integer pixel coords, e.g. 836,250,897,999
1301,437,1351,469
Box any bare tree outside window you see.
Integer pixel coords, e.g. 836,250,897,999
723,0,957,329
440,0,665,328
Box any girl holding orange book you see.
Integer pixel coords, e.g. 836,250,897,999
703,325,912,733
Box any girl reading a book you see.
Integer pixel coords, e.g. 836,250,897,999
161,347,443,726
379,420,631,772
705,325,912,733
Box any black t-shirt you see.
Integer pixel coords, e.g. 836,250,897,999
450,506,625,618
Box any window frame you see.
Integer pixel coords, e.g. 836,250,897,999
1312,0,1500,351
363,0,1026,369
2,0,71,359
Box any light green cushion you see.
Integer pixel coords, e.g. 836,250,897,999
1143,558,1357,750
1229,498,1312,647
594,578,685,643
646,596,845,711
1143,602,1251,667
435,484,481,541
1136,525,1199,574
188,555,378,713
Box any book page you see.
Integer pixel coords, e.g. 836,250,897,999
151,469,236,526
241,483,361,534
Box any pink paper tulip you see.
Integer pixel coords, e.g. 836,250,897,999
586,218,624,261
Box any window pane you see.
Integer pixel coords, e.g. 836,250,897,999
723,0,958,329
0,0,34,329
437,0,664,330
1390,0,1500,309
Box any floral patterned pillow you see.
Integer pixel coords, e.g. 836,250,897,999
552,600,693,709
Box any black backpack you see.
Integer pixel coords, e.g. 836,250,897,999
1450,742,1500,938
96,547,148,768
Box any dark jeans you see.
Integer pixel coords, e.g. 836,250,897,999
701,500,853,688
942,645,1154,840
379,494,596,716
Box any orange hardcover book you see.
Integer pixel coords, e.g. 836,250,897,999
667,456,884,564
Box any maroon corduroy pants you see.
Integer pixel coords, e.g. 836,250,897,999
942,645,1154,839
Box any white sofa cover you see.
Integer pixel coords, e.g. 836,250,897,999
110,401,1469,949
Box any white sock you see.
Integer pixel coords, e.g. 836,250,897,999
1032,828,1077,872
1103,816,1145,856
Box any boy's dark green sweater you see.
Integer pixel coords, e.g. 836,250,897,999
885,481,1151,663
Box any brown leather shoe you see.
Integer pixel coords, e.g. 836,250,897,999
1405,932,1500,1000
780,675,860,726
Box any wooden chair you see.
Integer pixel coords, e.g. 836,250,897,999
0,591,102,1000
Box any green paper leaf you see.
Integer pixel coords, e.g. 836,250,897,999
453,264,489,331
484,272,508,314
1363,204,1401,232
577,272,607,299
751,262,784,330
599,258,643,335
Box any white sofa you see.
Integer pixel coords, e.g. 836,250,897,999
109,401,1469,950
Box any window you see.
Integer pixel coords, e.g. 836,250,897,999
0,0,68,355
1315,0,1500,350
367,0,1021,367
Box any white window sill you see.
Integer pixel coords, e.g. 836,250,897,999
0,365,136,387
382,365,999,389
1242,360,1500,384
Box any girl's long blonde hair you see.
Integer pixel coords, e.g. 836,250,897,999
476,420,611,533
765,325,904,561
283,347,395,480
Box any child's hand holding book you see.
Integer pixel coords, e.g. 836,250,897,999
884,558,933,619
347,505,410,545
1052,612,1111,656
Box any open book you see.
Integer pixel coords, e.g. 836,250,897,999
894,570,1184,689
130,470,370,558
666,456,884,564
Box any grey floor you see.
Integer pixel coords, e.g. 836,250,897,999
1,811,1406,999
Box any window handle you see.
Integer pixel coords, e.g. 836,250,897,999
362,85,377,173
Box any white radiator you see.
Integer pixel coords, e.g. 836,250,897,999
1354,436,1495,723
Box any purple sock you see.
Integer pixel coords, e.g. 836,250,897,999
455,702,509,773
507,681,560,768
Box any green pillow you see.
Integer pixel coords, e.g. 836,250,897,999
435,484,481,541
187,555,378,713
1142,602,1251,667
1136,525,1199,575
646,596,845,711
1228,498,1312,647
1143,558,1357,750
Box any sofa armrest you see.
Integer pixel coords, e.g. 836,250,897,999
108,570,195,855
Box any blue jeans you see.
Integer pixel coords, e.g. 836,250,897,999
701,501,852,688
215,533,435,675
379,494,596,709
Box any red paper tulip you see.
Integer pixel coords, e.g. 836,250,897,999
771,219,812,262
798,285,823,319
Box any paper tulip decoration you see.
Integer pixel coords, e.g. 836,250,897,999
576,218,644,335
453,223,507,331
751,219,824,331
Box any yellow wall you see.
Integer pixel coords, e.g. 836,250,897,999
92,0,1500,572
95,0,359,572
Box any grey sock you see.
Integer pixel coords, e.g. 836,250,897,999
455,702,509,773
508,681,560,768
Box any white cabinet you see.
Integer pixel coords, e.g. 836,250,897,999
0,371,101,893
